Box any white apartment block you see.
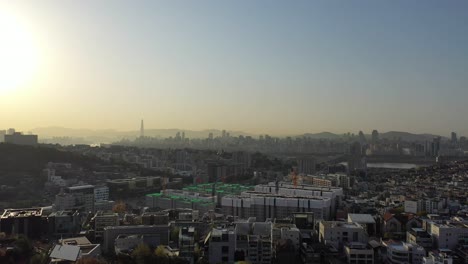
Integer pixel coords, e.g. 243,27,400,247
222,193,331,221
405,199,446,214
319,221,368,250
427,221,468,250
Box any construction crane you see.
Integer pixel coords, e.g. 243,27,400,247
290,167,299,188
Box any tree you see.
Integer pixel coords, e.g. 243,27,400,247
416,211,427,217
30,252,49,264
170,227,180,243
14,235,33,257
393,206,404,214
193,243,202,261
112,201,127,214
195,258,209,264
76,258,108,264
131,243,152,264
154,245,166,258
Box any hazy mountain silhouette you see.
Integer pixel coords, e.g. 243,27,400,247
296,131,444,141
380,131,444,141
31,127,445,144
298,132,342,139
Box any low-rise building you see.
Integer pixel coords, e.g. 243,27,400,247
114,233,166,255
427,221,468,250
0,208,43,239
47,210,81,238
94,200,115,212
54,192,76,211
141,212,169,225
423,250,454,264
319,221,369,250
114,234,143,254
384,241,425,264
4,132,38,146
348,214,377,236
91,211,119,240
234,221,273,264
103,225,170,253
407,228,433,250
344,242,374,264
179,226,195,264
208,227,236,264
272,222,300,250
300,243,321,264
60,236,101,258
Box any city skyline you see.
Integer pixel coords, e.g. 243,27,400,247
1,1,468,135
2,124,464,140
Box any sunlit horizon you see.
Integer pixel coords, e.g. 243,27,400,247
1,1,467,136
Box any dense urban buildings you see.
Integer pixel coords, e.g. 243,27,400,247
1,127,468,263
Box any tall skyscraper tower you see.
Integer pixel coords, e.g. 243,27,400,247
140,119,144,138
371,130,379,143
451,132,458,144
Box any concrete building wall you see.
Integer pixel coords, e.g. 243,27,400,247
103,225,170,253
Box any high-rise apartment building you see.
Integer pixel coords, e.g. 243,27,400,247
297,157,316,175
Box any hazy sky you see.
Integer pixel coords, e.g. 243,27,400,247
1,1,467,136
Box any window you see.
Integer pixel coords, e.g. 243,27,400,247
222,246,229,253
353,232,359,241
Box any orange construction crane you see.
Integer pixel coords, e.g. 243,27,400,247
290,167,299,188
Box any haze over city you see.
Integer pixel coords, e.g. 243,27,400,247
1,0,468,136
3,2,468,264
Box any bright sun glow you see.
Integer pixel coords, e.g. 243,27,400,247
0,10,40,93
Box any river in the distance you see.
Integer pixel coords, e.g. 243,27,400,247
340,162,424,169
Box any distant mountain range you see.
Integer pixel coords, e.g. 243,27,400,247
299,132,342,139
380,131,444,141
30,126,446,144
296,131,445,141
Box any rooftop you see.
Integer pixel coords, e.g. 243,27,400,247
48,210,79,218
107,176,160,184
182,183,254,195
68,185,94,190
1,208,43,218
61,237,91,246
348,214,376,224
345,242,371,250
50,245,80,262
226,192,332,201
264,181,343,192
321,221,363,229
